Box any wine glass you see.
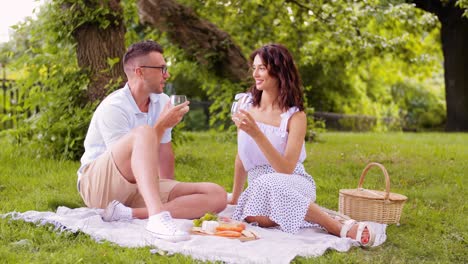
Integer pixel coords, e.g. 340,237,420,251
170,95,187,106
231,101,240,116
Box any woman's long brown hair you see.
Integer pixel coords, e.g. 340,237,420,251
248,44,305,111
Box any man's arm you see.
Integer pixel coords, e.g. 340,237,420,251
153,101,189,180
159,142,175,180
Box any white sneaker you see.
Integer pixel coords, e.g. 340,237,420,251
101,200,133,222
146,211,190,242
226,193,233,203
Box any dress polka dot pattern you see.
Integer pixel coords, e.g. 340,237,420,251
232,163,317,234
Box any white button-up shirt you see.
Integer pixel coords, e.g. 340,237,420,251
78,83,171,178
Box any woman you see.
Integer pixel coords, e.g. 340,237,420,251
230,44,375,246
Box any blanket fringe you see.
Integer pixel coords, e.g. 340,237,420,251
2,211,70,233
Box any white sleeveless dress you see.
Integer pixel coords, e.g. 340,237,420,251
232,93,317,234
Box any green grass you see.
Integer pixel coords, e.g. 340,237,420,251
0,131,467,263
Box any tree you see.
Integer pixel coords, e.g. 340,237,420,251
2,0,453,159
410,0,468,131
64,0,127,102
136,0,248,82
177,0,445,130
66,0,468,131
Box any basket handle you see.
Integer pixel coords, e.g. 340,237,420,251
358,162,391,200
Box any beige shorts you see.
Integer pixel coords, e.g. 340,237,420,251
79,151,179,209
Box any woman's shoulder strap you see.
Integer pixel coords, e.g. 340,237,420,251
234,92,252,110
280,107,300,131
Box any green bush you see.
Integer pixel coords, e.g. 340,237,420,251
337,115,377,132
392,80,446,131
305,108,326,141
1,70,95,160
184,108,209,131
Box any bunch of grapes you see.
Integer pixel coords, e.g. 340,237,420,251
193,212,218,227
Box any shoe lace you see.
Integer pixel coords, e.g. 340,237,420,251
160,212,178,232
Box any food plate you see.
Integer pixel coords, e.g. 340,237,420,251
191,214,259,242
191,227,259,242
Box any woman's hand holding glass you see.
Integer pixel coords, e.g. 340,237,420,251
232,109,262,139
231,97,250,123
231,98,244,124
231,101,241,121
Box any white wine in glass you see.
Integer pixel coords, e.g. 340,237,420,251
170,95,187,106
231,101,240,116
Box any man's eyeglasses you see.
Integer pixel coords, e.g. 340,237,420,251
138,65,168,74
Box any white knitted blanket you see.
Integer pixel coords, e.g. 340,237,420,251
1,205,386,263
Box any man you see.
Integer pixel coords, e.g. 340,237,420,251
77,40,227,242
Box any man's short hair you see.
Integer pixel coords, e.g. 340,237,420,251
123,40,164,67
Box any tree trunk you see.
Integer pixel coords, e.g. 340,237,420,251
439,7,468,131
413,0,468,131
71,0,127,103
136,0,248,82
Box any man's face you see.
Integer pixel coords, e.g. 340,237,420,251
137,52,170,94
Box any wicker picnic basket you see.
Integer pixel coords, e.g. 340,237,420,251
339,162,407,225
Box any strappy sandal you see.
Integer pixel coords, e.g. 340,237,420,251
340,219,376,247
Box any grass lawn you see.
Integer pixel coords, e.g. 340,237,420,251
0,131,466,263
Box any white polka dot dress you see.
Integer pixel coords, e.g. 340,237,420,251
232,94,318,234
232,164,317,234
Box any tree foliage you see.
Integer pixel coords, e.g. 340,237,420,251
0,0,452,159
0,1,117,159
171,0,445,129
459,0,468,16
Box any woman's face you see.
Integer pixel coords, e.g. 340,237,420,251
252,55,278,91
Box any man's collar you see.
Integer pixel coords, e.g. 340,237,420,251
124,83,160,114
149,93,160,104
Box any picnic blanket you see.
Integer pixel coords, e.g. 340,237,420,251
1,205,387,263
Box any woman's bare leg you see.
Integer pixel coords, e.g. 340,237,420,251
305,203,369,243
245,216,278,227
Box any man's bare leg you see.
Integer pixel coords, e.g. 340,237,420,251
164,182,227,218
108,125,191,242
110,125,164,216
130,182,227,219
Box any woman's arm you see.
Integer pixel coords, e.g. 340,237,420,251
229,153,247,204
235,110,307,174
